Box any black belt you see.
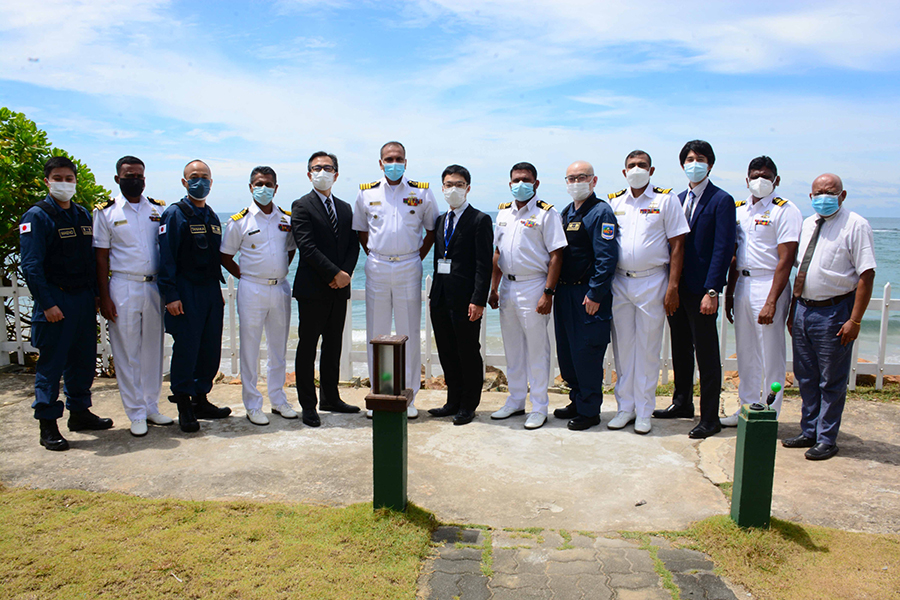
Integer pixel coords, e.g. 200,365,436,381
558,279,586,286
798,290,855,308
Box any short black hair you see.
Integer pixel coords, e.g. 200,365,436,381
679,140,716,167
510,162,537,179
441,164,471,186
116,155,145,175
380,141,406,159
250,166,277,184
307,151,339,173
747,156,778,177
44,156,77,178
626,150,652,167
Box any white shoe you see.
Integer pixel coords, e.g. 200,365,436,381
524,412,546,430
720,414,739,427
130,419,148,437
147,412,174,426
491,406,526,420
607,411,637,430
246,409,269,426
407,404,418,419
366,409,373,419
271,404,298,419
634,417,652,434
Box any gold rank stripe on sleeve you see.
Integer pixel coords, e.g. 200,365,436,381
230,207,249,221
735,200,747,207
99,198,115,210
360,181,381,190
773,197,788,206
498,202,512,210
608,189,626,200
652,186,673,194
278,206,291,216
407,180,429,189
536,200,553,210
148,197,166,207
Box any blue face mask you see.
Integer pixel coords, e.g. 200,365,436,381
187,177,211,199
811,194,840,217
252,185,274,206
383,162,405,181
510,182,535,202
683,161,709,184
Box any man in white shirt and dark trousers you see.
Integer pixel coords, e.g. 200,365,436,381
783,173,875,461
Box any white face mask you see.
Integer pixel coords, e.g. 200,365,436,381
566,181,592,201
311,170,335,192
625,167,651,189
748,177,775,199
443,186,466,209
48,181,76,202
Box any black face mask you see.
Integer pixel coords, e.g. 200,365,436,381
120,178,145,198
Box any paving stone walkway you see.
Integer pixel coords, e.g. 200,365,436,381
418,526,740,600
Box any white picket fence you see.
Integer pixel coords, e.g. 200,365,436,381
2,278,897,390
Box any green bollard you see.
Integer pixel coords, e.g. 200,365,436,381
730,382,781,529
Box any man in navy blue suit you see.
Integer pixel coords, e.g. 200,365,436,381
653,140,736,439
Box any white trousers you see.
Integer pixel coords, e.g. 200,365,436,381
611,270,668,419
733,276,790,415
499,277,551,415
108,277,164,422
238,278,291,410
364,255,423,399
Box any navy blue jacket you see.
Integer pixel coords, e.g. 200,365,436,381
157,198,223,304
677,181,736,294
559,193,618,304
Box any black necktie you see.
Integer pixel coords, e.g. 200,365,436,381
446,211,455,245
793,217,826,298
325,197,338,235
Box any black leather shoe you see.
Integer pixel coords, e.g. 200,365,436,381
553,403,578,419
688,421,721,439
192,395,231,419
319,399,360,413
653,404,695,419
171,394,200,433
805,443,838,461
782,434,816,448
67,410,113,431
453,410,475,426
39,419,69,451
428,405,459,418
568,414,601,431
302,408,321,428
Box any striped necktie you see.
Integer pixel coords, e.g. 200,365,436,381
792,217,826,298
324,197,338,235
684,190,696,222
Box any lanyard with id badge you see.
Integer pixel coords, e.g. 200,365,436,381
437,211,457,274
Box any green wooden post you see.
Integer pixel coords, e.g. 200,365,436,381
372,409,408,511
731,383,781,528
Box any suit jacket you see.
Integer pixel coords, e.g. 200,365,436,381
678,181,736,294
429,205,493,310
291,190,360,300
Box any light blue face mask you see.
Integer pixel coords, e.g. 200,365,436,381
811,194,840,217
252,185,275,206
383,162,405,181
683,161,709,184
510,182,535,202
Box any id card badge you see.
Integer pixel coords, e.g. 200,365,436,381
437,259,452,274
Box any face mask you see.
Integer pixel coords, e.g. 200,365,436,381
252,185,274,206
187,177,211,199
48,181,76,202
811,194,840,217
684,161,709,183
443,186,466,209
119,178,145,198
625,167,650,189
748,177,774,198
510,182,535,202
311,170,335,191
566,181,592,201
383,162,405,181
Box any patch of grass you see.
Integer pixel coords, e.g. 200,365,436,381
557,529,574,550
503,526,543,534
577,531,598,539
0,486,436,600
619,532,680,600
716,482,733,501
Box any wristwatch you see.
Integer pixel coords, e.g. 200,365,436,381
543,287,556,296
707,289,718,298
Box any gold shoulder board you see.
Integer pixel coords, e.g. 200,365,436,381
735,200,747,208
408,180,429,189
278,206,291,216
360,181,381,191
148,197,166,207
653,187,673,194
607,189,626,200
230,208,249,221
100,198,115,210
536,200,553,211
498,202,512,210
773,197,787,206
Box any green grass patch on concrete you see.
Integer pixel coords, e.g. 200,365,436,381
557,529,574,550
620,532,680,600
715,482,733,501
0,485,436,600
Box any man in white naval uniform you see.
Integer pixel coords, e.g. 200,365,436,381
724,156,801,424
352,141,438,418
607,150,689,434
221,166,298,426
94,155,173,437
488,162,567,430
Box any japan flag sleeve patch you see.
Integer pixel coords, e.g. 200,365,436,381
19,222,32,234
158,224,167,235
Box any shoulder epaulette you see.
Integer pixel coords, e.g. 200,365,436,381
498,202,512,210
230,208,249,221
773,197,788,206
360,181,381,191
653,186,673,194
407,180,429,189
608,189,626,200
735,200,747,208
278,206,291,216
99,198,115,210
148,197,165,207
536,200,553,211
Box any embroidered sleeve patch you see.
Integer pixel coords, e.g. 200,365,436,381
601,223,615,240
159,224,167,235
19,222,31,234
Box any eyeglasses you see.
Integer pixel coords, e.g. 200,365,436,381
443,182,467,189
310,165,336,173
564,174,594,184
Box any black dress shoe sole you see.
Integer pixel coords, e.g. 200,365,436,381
782,436,816,448
428,408,459,418
453,413,475,425
40,438,70,451
193,409,231,420
553,406,578,419
688,425,722,439
319,404,361,413
302,417,321,427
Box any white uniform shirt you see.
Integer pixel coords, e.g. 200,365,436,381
494,195,567,278
351,176,438,257
608,185,689,272
221,202,297,280
735,193,802,272
797,207,876,301
92,194,163,275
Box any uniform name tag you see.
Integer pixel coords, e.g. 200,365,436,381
248,229,260,236
437,259,451,274
369,201,382,206
190,224,207,234
81,225,93,235
614,210,625,216
497,221,507,227
114,219,127,226
566,222,582,231
211,225,221,235
601,223,615,240
58,227,76,239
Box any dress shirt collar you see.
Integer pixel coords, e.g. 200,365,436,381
249,200,278,219
687,177,710,200
512,195,538,214
447,201,468,220
116,193,147,211
748,190,776,208
314,188,333,204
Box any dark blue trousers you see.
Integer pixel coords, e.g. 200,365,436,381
553,283,610,418
792,296,855,445
31,288,96,420
165,280,223,397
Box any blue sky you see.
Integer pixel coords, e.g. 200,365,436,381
2,0,899,218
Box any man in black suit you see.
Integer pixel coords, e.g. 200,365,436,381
653,140,736,439
427,165,494,425
291,151,361,427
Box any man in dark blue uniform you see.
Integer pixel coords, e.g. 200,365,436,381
20,156,113,451
158,159,230,432
551,160,618,430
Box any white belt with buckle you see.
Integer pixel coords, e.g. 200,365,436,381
505,273,545,282
241,274,284,286
371,251,419,263
616,265,667,279
111,271,157,282
740,268,776,277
